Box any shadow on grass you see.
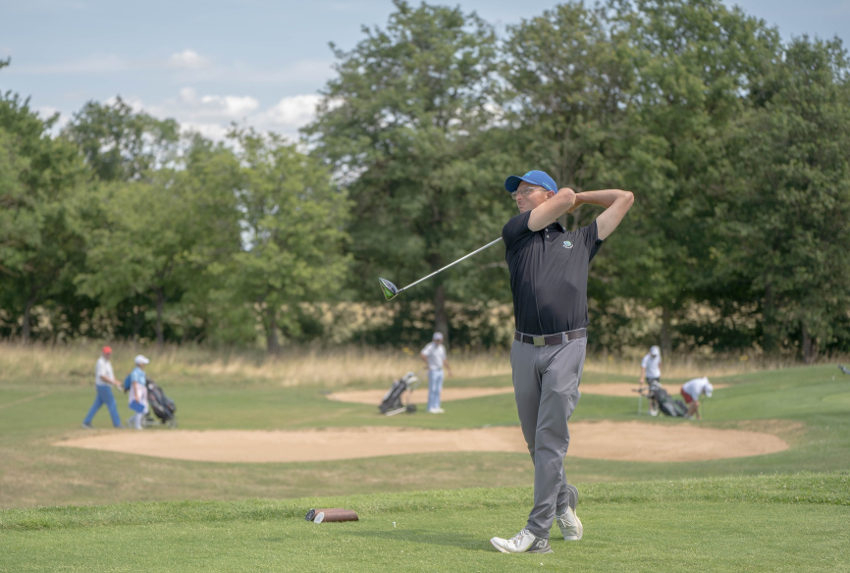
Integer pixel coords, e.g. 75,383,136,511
347,527,493,552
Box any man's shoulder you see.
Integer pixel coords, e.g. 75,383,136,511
502,211,533,245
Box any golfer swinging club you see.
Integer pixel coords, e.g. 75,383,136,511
490,170,633,554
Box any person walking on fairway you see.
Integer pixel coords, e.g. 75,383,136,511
127,355,151,430
490,170,633,554
640,345,662,416
82,346,124,428
420,331,451,413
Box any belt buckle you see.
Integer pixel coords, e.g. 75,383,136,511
532,335,545,347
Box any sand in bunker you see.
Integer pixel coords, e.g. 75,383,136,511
57,421,788,464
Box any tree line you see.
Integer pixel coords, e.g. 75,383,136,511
2,0,849,362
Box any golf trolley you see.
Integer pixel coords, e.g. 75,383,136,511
635,380,688,418
378,372,420,416
144,378,177,428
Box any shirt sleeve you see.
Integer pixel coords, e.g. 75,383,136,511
131,369,146,386
583,221,602,261
502,211,533,251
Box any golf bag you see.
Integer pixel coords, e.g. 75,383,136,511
378,372,419,415
145,378,177,427
648,381,688,417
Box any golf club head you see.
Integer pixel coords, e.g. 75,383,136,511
378,277,400,301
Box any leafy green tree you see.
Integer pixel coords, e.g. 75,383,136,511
0,88,90,341
169,134,244,343
718,37,850,361
500,2,636,191
305,0,505,342
74,175,193,345
212,128,351,353
64,96,179,182
602,0,779,353
499,2,642,350
64,98,206,344
72,132,243,345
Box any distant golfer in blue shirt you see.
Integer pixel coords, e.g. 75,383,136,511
420,331,451,413
127,355,151,430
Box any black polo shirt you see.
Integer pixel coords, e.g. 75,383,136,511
502,211,602,335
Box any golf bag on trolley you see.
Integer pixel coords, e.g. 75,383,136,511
145,378,177,427
378,372,419,415
648,381,688,417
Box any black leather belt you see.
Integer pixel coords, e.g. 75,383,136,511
514,329,586,347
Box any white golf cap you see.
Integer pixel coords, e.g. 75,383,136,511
433,332,443,341
650,345,660,356
134,354,150,365
705,379,713,397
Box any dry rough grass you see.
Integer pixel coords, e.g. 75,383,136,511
0,340,830,388
0,342,509,387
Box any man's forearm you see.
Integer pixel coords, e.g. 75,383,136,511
574,189,629,208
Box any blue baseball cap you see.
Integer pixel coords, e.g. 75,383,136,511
504,170,557,193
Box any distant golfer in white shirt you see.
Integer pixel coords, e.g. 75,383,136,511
420,332,451,414
639,345,662,416
681,377,713,420
82,346,123,428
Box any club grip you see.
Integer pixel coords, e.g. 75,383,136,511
305,508,359,523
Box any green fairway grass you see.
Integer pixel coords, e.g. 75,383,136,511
1,351,849,571
1,476,848,572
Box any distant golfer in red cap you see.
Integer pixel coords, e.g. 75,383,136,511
82,346,123,428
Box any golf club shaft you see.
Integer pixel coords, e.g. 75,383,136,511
397,237,503,294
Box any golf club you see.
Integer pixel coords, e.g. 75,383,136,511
378,237,503,301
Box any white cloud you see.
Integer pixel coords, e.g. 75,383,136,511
178,87,198,103
168,49,210,70
261,94,321,128
178,121,230,142
36,106,70,136
201,94,259,117
175,88,259,118
35,105,62,121
92,88,324,145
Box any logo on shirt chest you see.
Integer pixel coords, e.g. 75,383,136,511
562,240,573,249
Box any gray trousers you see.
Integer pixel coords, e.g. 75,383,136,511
510,337,585,538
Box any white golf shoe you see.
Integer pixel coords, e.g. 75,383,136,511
556,506,583,541
490,528,553,554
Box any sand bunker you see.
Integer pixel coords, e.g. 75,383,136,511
57,421,788,463
59,384,765,463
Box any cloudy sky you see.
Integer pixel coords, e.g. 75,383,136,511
2,0,848,142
